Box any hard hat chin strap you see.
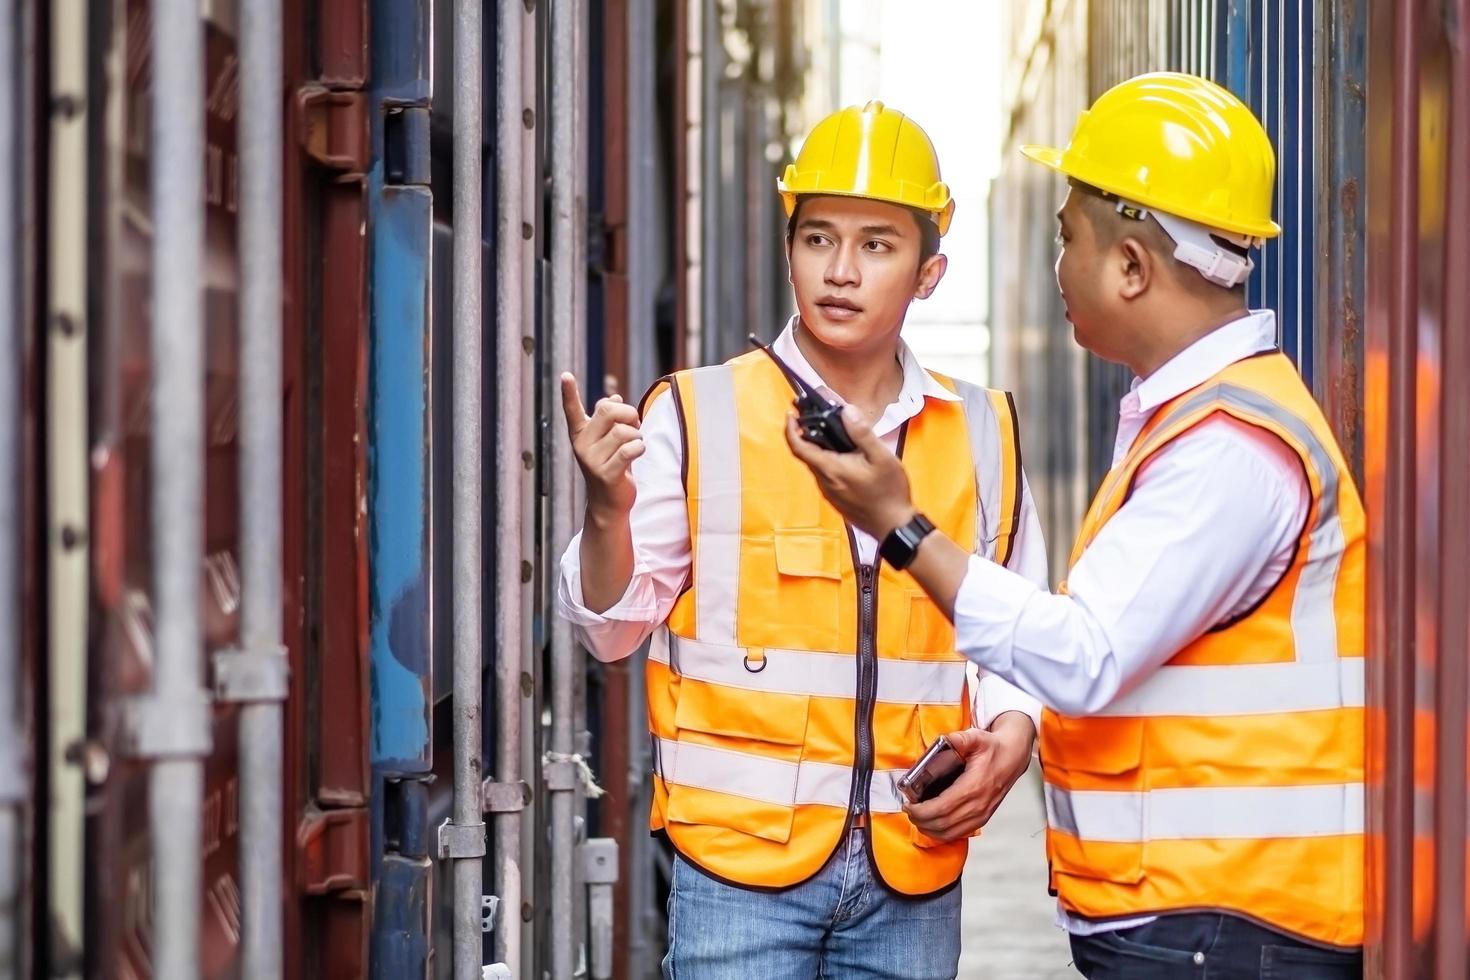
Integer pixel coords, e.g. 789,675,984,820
1115,199,1261,288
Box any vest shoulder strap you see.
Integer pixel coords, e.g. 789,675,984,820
638,375,676,417
947,377,1024,568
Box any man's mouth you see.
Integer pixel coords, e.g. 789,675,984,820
817,296,863,318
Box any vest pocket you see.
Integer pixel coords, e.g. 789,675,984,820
673,676,811,746
1043,715,1147,885
904,591,959,658
665,679,812,844
665,784,799,845
770,528,844,652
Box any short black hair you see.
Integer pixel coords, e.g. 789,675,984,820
785,196,942,265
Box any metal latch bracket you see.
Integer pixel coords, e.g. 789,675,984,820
213,645,290,703
480,895,499,933
121,690,213,759
437,818,486,859
481,778,530,813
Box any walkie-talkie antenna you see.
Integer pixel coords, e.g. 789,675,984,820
747,333,813,398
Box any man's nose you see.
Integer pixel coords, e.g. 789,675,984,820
825,243,860,287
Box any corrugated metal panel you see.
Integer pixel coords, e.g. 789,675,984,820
1316,0,1366,480
1220,0,1316,380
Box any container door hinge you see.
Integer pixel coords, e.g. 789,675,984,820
297,807,370,894
297,86,368,173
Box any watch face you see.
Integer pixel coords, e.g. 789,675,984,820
881,514,934,570
881,521,918,570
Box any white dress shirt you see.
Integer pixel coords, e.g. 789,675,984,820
951,310,1310,934
557,316,1048,730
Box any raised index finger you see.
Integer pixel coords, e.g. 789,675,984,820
560,373,590,434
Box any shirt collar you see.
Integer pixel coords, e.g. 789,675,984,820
771,315,961,408
1132,310,1279,412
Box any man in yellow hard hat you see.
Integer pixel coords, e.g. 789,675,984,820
785,73,1366,976
556,101,1048,977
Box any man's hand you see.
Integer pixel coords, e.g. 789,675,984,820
783,406,916,541
561,373,645,520
903,712,1036,842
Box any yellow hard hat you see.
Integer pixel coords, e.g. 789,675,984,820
1022,72,1281,239
779,100,955,236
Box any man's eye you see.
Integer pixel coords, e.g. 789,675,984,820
806,234,830,247
863,240,890,253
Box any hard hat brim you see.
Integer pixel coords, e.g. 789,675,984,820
778,187,953,237
1019,143,1282,240
1020,144,1066,170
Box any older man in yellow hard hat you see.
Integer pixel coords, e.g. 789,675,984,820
786,74,1366,977
556,101,1049,977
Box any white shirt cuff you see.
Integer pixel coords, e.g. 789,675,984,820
555,531,661,626
976,672,1042,733
954,553,1043,674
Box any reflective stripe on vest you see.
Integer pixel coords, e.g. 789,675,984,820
1046,783,1366,842
687,364,741,646
649,632,969,704
1093,658,1364,717
657,738,909,813
1044,352,1366,948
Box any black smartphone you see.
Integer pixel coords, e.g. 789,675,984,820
896,734,966,805
747,333,858,453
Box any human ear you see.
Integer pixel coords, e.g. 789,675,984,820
914,253,948,300
1118,238,1152,301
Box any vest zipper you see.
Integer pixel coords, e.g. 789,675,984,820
848,558,878,822
846,420,907,835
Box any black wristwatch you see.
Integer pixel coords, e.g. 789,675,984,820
879,513,935,570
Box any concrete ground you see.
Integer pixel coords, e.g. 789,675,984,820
957,761,1077,979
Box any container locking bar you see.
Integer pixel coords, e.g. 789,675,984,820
580,837,619,980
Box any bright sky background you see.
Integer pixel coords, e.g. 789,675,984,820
827,0,1004,383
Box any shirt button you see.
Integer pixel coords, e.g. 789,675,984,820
1192,952,1205,965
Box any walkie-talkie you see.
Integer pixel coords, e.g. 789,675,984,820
747,333,857,453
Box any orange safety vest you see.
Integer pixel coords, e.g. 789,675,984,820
639,349,1023,896
1041,351,1366,947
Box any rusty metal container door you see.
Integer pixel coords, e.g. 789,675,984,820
1363,0,1470,976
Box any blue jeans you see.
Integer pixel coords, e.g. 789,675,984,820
1068,912,1363,979
662,829,962,979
